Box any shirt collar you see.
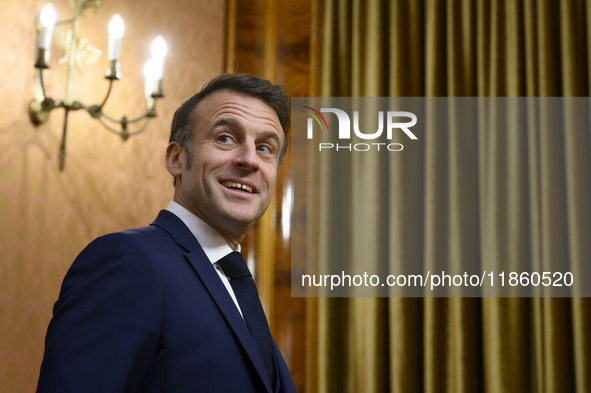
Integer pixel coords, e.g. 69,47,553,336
166,201,239,264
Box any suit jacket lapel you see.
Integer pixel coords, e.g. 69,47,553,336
151,210,273,393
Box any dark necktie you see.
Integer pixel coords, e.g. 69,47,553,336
217,251,276,390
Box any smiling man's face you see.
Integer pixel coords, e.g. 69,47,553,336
171,89,284,243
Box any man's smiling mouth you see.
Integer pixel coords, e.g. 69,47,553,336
221,181,253,194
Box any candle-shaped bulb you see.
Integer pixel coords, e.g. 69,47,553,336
150,36,167,81
108,14,125,39
150,36,167,60
108,14,125,61
40,3,57,27
38,3,57,50
143,59,158,79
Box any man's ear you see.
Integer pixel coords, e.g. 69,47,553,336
165,141,186,178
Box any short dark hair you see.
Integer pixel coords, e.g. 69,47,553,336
170,73,290,169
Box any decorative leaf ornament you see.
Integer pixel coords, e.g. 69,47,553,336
51,1,103,76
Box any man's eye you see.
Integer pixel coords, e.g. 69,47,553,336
257,145,271,153
218,135,231,143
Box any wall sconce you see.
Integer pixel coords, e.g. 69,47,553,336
29,1,168,171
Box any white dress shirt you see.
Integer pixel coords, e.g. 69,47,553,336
167,201,243,317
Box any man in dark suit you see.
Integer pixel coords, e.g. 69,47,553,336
37,73,296,393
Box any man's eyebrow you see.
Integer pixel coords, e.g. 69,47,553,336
213,119,282,146
259,131,281,147
213,118,243,130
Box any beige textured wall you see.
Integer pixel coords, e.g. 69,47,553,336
0,0,225,390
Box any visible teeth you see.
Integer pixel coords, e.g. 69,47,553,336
222,181,253,193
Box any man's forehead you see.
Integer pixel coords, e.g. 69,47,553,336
195,90,275,118
192,90,283,136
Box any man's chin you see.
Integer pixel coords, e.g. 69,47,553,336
218,209,261,229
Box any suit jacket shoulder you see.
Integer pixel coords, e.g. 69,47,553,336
38,210,296,393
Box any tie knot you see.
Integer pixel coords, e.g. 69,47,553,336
217,251,251,279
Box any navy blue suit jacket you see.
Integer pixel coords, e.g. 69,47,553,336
37,210,297,393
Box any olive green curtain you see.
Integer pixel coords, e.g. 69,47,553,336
311,0,591,392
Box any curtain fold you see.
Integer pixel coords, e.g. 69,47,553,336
312,0,591,392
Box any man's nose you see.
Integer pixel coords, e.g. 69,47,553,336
233,143,259,172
